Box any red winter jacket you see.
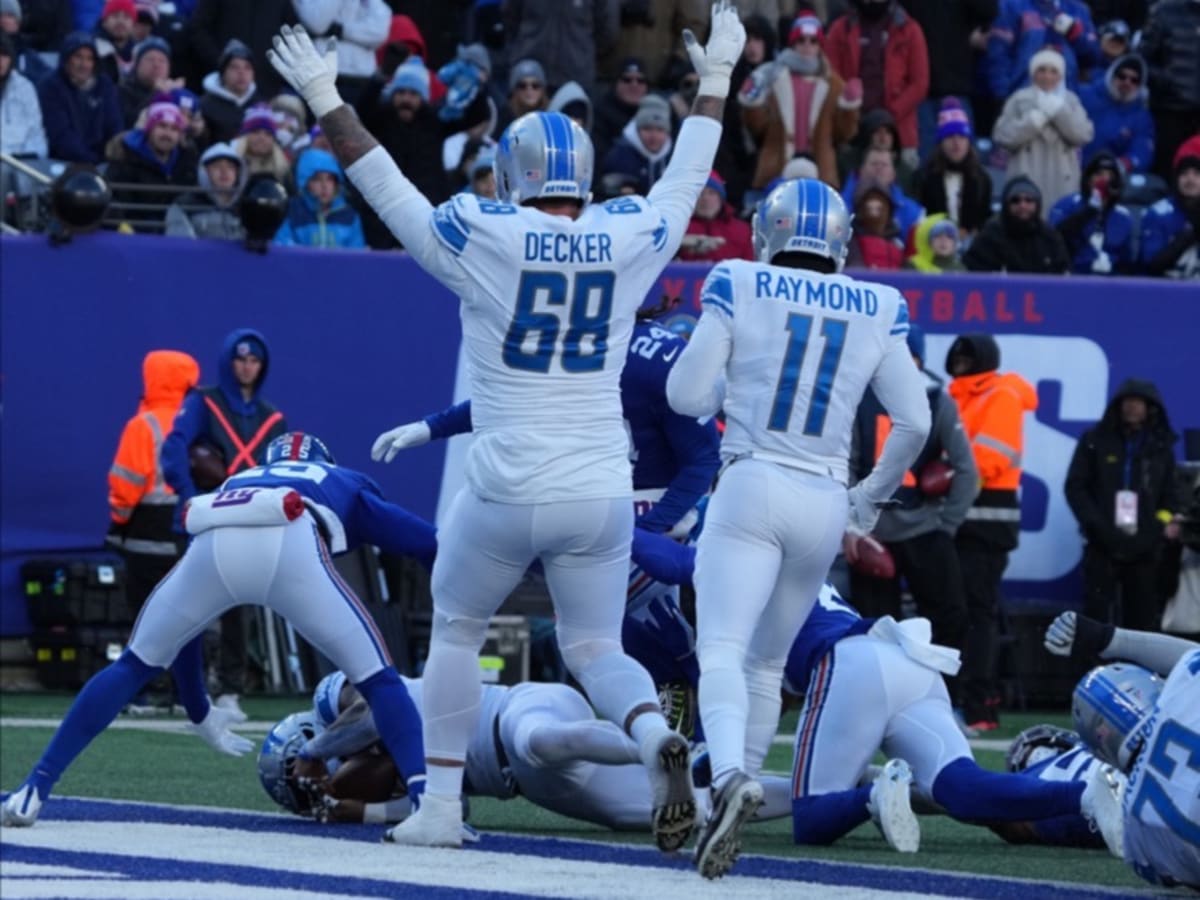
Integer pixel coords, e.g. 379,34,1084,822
679,204,754,262
824,6,929,149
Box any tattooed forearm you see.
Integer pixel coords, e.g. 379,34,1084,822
319,105,380,169
691,96,726,124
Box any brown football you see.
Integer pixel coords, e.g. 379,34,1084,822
918,459,955,498
849,534,897,579
327,753,399,803
189,442,228,491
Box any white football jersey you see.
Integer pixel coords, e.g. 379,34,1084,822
1122,648,1200,888
694,261,922,485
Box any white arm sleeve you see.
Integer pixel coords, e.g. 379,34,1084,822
666,311,730,419
646,115,723,256
857,338,932,504
344,146,469,294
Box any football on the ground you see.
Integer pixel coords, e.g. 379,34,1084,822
327,752,398,803
847,534,896,579
189,441,227,491
918,459,955,498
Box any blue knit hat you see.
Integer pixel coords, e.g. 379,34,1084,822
935,97,972,143
385,56,430,102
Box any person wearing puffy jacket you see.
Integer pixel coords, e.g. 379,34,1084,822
1048,150,1135,274
274,147,365,249
1079,53,1154,175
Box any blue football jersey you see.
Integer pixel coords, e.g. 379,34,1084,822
783,585,875,696
1021,747,1105,849
223,462,436,562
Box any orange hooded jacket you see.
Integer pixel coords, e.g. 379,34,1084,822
949,369,1038,492
109,350,201,525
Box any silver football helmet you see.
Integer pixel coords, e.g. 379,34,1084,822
258,711,325,815
312,671,348,728
1006,723,1081,772
494,111,594,205
1072,662,1163,771
751,178,852,269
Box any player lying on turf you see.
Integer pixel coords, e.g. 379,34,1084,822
632,528,1109,852
259,671,716,833
1046,612,1200,889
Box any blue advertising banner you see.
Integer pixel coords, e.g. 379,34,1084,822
2,232,1196,635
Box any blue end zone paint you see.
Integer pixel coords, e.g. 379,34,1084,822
2,796,1143,900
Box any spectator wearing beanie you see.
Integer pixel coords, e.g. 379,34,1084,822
1079,53,1154,176
824,0,928,168
911,98,993,236
495,57,547,139
165,140,246,240
93,0,135,83
0,30,48,156
199,38,262,144
993,46,1094,214
1,0,53,83
601,93,674,195
1139,135,1200,279
232,103,290,189
186,0,297,97
678,170,753,262
1049,150,1135,274
739,13,859,190
1086,18,1131,85
592,56,649,166
118,34,175,126
964,175,1071,273
906,214,966,273
38,30,121,161
105,99,198,230
836,108,911,192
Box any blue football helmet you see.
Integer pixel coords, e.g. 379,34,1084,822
1006,723,1081,772
312,670,348,728
258,711,325,815
494,111,593,205
751,178,852,270
264,432,335,466
1072,662,1163,770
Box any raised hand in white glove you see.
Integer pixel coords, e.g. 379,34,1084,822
683,0,747,99
190,703,255,757
1044,611,1115,661
846,484,882,536
268,25,342,119
371,421,432,463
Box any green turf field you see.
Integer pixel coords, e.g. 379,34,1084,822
0,692,1149,892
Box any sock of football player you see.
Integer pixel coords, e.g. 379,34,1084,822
34,650,160,795
356,667,429,802
742,657,785,778
567,645,671,767
791,786,873,844
757,775,796,820
419,637,483,797
520,719,642,766
364,797,413,824
932,757,1086,821
697,642,749,789
169,634,211,723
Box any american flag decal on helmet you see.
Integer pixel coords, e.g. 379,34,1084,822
524,169,542,180
774,216,793,230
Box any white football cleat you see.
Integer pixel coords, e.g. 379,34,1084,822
649,731,696,853
868,758,920,853
1082,763,1125,860
383,794,463,848
213,693,248,724
2,783,44,827
694,772,764,880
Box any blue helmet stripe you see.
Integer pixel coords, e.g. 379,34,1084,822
541,112,573,185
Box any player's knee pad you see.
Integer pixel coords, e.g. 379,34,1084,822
558,634,623,679
430,608,490,650
697,638,746,677
744,654,785,699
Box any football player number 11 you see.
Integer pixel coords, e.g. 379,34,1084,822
503,270,615,373
769,312,848,436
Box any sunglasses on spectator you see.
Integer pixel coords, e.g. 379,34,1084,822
517,79,543,90
1008,194,1038,206
1114,71,1141,85
620,75,647,84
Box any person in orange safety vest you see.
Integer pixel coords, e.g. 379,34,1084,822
945,333,1037,733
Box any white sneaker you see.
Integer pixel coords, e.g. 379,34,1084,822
214,694,248,724
2,783,44,827
867,759,920,853
383,794,463,848
649,731,696,853
1082,764,1126,860
694,772,764,880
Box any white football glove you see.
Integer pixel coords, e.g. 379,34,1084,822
190,703,255,757
371,421,432,463
267,25,342,119
683,0,747,99
1043,611,1076,657
846,484,882,536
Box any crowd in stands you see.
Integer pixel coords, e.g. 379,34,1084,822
0,0,1197,275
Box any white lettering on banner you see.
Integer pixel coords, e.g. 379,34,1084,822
926,335,1110,583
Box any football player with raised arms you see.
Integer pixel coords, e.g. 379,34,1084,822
266,3,746,851
664,178,931,878
1,433,435,828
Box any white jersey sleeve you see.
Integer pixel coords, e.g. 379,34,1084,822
1122,648,1200,888
694,260,928,485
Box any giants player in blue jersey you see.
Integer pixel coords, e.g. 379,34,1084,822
2,433,434,828
1046,612,1200,888
266,5,747,850
664,177,931,877
630,528,1103,854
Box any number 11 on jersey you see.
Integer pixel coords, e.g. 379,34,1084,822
768,313,848,436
